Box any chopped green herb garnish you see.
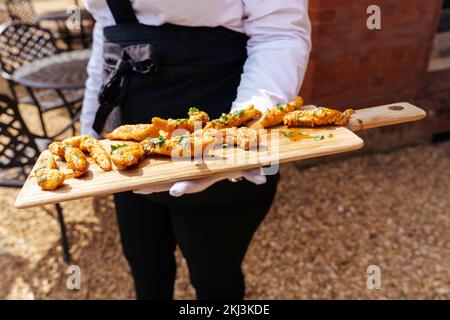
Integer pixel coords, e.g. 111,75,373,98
174,133,190,149
37,176,46,183
175,118,188,125
188,107,199,115
218,113,229,125
128,155,135,161
328,133,334,138
111,143,128,153
277,103,286,111
312,135,325,141
230,108,244,117
151,136,166,148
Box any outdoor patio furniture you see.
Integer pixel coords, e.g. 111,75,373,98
34,9,94,50
4,0,34,23
5,0,94,50
0,22,89,141
0,93,71,263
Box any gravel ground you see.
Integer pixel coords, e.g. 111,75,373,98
1,139,449,299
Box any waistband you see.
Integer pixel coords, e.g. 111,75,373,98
103,23,249,66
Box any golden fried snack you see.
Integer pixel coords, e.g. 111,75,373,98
106,124,160,141
62,135,92,148
187,107,210,124
225,127,259,150
256,96,304,128
202,127,259,150
110,143,145,170
141,133,215,158
34,152,65,191
283,107,355,127
48,141,66,158
151,107,210,137
50,136,111,172
79,138,112,172
204,105,262,130
64,146,89,177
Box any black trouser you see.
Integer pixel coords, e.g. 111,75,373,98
114,181,278,300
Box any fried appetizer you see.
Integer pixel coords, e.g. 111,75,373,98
79,138,112,172
225,127,259,150
141,133,215,158
34,152,65,190
283,107,355,127
110,143,145,170
106,124,160,141
48,141,66,158
202,127,259,150
257,96,304,128
50,136,111,172
64,146,89,177
151,107,210,136
62,135,92,148
204,105,262,130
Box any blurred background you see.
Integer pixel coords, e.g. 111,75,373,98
0,0,448,299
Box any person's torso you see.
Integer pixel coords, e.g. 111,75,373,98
83,0,246,32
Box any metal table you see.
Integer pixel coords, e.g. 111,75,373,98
10,49,91,140
11,49,90,90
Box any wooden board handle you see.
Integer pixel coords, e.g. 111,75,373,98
345,102,426,132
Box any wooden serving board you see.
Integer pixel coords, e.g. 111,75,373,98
14,102,425,209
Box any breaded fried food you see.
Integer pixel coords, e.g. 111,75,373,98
110,143,145,170
79,138,112,172
62,135,92,148
48,141,66,158
204,105,262,130
202,127,259,150
223,127,259,150
283,107,355,127
34,152,65,190
64,146,89,177
151,107,210,136
50,136,112,172
106,124,160,141
257,96,304,128
187,107,210,124
141,133,215,158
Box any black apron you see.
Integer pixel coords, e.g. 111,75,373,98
93,0,279,206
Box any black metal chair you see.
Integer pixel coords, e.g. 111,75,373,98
5,0,34,23
6,0,93,50
0,7,12,25
0,22,83,140
0,93,71,263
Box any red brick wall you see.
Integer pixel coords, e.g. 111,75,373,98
298,0,449,152
302,0,443,109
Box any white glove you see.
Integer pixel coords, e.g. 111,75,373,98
133,168,266,197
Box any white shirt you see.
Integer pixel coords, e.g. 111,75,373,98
81,0,311,136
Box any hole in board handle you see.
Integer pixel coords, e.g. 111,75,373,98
388,105,404,111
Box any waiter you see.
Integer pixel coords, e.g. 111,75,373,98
81,0,311,300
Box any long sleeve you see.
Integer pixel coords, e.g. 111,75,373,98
80,22,104,138
233,0,311,112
